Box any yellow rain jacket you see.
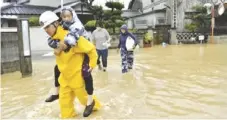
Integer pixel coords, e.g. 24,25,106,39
52,26,97,88
51,26,100,118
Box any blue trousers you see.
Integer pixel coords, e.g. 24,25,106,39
97,49,108,67
120,48,134,73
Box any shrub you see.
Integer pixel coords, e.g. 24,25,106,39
143,32,152,44
29,16,39,26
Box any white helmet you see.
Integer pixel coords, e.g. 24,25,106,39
39,11,59,29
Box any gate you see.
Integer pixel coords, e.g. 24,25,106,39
153,25,171,44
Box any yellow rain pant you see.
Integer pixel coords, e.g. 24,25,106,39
51,26,101,118
59,86,101,118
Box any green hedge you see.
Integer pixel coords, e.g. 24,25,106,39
28,16,40,26
85,20,97,31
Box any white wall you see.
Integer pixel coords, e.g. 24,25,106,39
29,27,51,51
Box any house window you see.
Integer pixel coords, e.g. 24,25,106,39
135,20,147,25
8,20,17,27
158,19,165,24
157,17,165,24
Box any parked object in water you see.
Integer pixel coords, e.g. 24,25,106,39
162,42,167,47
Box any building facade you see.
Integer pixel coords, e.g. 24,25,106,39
122,0,169,29
122,0,216,32
1,0,94,27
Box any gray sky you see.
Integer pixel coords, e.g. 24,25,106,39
92,0,131,10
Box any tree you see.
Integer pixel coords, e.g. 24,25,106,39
84,1,125,33
185,5,211,32
80,0,95,14
85,20,96,32
104,2,125,33
90,5,104,21
185,23,198,32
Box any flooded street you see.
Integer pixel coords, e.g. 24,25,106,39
1,44,227,119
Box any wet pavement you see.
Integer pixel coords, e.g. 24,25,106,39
1,44,227,119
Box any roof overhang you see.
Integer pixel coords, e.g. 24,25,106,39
1,5,56,15
1,15,18,19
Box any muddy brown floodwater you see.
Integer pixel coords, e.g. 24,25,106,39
1,44,227,119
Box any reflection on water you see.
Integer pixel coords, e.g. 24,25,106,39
1,44,227,119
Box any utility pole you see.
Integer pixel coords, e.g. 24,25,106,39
17,19,32,77
172,0,177,29
211,5,215,43
168,0,178,45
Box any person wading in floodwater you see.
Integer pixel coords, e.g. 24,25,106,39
39,11,101,118
117,24,138,73
45,7,96,117
91,21,111,72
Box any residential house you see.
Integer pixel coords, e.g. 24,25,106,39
122,0,173,44
1,0,55,27
1,0,94,27
28,0,93,24
122,0,226,32
122,0,171,29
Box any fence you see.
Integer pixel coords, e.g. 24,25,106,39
176,32,209,44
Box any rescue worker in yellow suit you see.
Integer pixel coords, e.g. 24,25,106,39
39,11,101,118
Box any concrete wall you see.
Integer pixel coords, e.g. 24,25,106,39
1,31,20,74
